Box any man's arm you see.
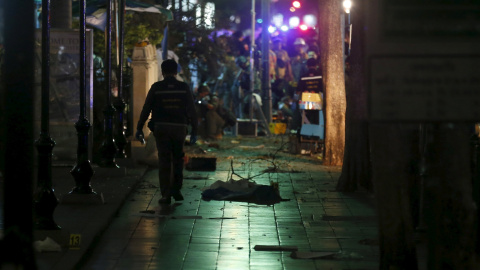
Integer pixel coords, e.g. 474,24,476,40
136,85,155,131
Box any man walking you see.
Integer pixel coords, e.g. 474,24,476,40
136,59,198,204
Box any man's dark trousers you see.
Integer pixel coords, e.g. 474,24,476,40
153,123,187,197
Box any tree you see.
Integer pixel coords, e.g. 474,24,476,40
318,0,346,166
336,1,372,191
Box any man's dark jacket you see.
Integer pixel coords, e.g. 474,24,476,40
137,76,198,133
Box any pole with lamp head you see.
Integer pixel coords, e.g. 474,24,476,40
69,0,96,194
343,0,352,24
99,0,119,168
33,0,61,230
249,0,256,122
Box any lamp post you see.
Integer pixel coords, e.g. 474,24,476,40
99,0,119,168
33,0,61,230
343,0,352,24
113,0,128,158
70,0,95,194
343,0,352,57
261,0,272,123
249,0,255,121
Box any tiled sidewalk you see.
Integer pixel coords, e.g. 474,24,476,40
80,150,380,270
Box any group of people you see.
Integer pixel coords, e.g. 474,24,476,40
134,33,324,204
215,33,323,133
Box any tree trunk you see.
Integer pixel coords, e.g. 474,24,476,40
51,0,72,29
318,0,346,166
370,123,420,269
336,0,372,191
423,124,477,269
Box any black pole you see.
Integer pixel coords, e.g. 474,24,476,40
113,0,127,158
99,0,119,167
2,0,37,268
70,0,95,194
261,0,271,123
33,0,61,231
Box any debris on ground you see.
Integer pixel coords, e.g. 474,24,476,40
238,145,265,150
133,213,203,219
139,210,156,214
184,174,209,180
290,250,364,260
34,237,62,252
290,251,336,259
254,245,298,251
208,143,220,149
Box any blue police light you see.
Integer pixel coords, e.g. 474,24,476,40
280,25,289,32
257,19,263,24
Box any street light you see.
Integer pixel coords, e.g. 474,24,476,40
343,0,352,26
343,0,352,14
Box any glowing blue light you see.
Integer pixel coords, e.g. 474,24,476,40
280,25,289,32
257,19,263,24
268,25,277,33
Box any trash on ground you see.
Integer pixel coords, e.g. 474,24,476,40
208,143,220,148
184,174,209,180
293,189,316,194
231,140,240,144
201,179,283,205
254,245,298,251
132,213,203,219
139,210,156,214
208,217,237,219
238,145,265,150
34,237,61,252
290,251,336,259
172,215,203,219
291,250,363,260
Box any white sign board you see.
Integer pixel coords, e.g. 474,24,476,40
34,29,94,162
366,0,480,121
370,56,480,121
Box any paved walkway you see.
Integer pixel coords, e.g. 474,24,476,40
0,135,380,269
77,137,380,270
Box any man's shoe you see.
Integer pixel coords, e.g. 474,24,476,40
158,197,171,204
172,192,184,201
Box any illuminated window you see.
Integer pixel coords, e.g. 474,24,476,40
197,2,215,29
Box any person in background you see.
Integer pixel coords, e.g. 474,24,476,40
297,58,322,94
290,38,309,85
195,85,225,140
271,38,293,109
136,59,198,204
156,44,183,82
232,30,249,57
